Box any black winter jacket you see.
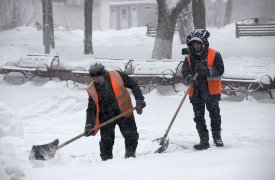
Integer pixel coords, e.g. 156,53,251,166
86,70,144,126
181,48,224,103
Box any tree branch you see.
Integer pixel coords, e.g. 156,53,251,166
171,0,191,23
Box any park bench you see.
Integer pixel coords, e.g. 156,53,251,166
0,54,60,82
66,58,134,88
236,18,275,38
222,73,274,99
129,60,183,92
146,25,179,37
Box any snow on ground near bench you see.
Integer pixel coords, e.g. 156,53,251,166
0,78,275,180
0,24,275,67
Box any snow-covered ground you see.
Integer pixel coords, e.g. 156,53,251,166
1,24,275,180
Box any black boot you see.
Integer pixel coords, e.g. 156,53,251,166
194,131,210,150
125,149,136,159
125,151,136,159
212,130,224,147
99,141,113,161
125,145,136,159
125,141,137,159
101,154,113,161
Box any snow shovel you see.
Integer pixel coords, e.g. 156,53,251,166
29,107,136,161
154,73,198,153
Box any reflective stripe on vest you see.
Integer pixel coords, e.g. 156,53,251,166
187,47,222,96
86,71,133,135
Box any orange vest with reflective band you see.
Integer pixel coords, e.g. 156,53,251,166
86,71,133,135
187,48,222,97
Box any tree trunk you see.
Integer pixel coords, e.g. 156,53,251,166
42,0,55,48
84,0,94,54
178,2,192,44
48,0,55,48
42,0,45,45
152,0,191,60
223,0,233,26
192,0,206,29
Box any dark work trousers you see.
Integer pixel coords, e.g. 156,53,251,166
192,100,221,133
99,115,139,160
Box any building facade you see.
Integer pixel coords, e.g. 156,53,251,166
109,0,157,30
50,0,157,30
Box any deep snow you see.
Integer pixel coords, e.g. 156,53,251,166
0,24,275,180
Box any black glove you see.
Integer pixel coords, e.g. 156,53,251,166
186,75,193,85
186,75,198,87
84,124,94,137
136,100,146,115
195,62,208,77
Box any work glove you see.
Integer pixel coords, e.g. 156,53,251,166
136,100,146,115
186,75,193,85
186,75,198,87
84,124,94,137
195,62,208,77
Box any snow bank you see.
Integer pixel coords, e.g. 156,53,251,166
0,102,23,138
0,102,29,180
0,137,28,180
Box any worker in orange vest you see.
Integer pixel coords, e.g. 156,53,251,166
84,63,146,160
182,29,224,150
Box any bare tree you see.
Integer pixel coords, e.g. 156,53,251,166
84,0,94,54
0,0,40,31
152,0,191,60
192,0,206,29
223,0,233,26
178,2,193,44
42,0,55,48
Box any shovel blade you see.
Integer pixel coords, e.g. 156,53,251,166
154,137,169,153
29,139,59,161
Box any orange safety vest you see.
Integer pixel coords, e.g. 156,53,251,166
86,71,133,135
187,47,222,97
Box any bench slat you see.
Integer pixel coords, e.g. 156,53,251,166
236,18,275,38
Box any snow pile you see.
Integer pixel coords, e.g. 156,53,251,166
0,102,23,138
0,102,29,180
0,137,28,180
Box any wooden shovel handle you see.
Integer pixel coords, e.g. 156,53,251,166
163,73,198,137
57,107,136,150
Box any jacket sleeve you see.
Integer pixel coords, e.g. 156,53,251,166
117,71,145,101
86,96,96,127
181,56,192,82
208,52,224,78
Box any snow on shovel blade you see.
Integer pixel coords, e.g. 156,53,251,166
29,139,59,161
154,137,169,153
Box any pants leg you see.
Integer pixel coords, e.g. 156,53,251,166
117,115,139,157
192,102,207,132
206,100,221,131
99,123,115,160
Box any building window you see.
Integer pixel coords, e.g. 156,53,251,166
121,9,127,16
143,6,152,10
